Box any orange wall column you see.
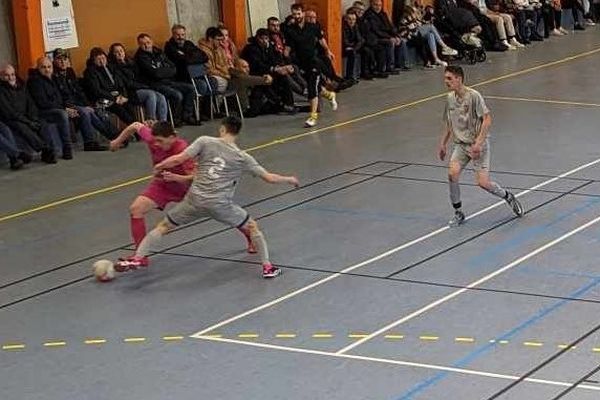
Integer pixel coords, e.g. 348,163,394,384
302,0,342,72
11,0,45,77
221,0,247,49
383,0,393,16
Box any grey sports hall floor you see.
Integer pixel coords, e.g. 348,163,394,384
3,29,600,400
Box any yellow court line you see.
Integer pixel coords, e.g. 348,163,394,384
1,46,600,225
486,95,600,108
237,333,259,339
123,337,147,343
43,341,66,348
2,344,26,350
84,339,107,345
419,336,440,341
275,333,297,339
455,337,476,343
524,341,544,347
312,333,334,339
162,336,185,341
384,334,405,340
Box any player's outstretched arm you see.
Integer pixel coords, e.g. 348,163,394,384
260,171,300,187
109,122,145,151
154,152,193,173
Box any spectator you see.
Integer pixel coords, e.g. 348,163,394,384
198,27,232,93
241,28,296,114
352,2,390,79
476,0,524,49
284,3,338,127
560,0,586,30
435,0,483,38
505,0,545,43
84,47,136,126
398,6,458,68
27,57,74,159
266,16,308,94
108,43,168,121
343,9,369,80
52,48,117,140
134,33,198,125
218,24,240,69
541,0,566,36
229,58,274,116
0,63,57,163
164,24,209,83
363,0,410,72
0,121,30,170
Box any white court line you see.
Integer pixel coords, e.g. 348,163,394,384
191,157,600,338
336,213,600,354
194,335,600,392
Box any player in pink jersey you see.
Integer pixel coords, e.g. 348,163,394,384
110,121,257,266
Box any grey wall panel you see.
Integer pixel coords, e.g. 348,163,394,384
0,0,15,63
166,0,220,43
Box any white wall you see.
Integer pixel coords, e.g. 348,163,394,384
0,0,15,63
247,0,280,34
166,0,220,42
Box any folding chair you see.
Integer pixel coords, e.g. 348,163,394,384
187,64,244,120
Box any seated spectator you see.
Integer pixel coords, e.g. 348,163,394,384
266,16,308,94
108,43,168,121
198,27,232,93
504,0,545,42
134,33,198,125
164,24,211,91
218,24,240,69
363,0,410,72
476,0,524,48
343,9,370,80
52,48,118,140
561,0,586,29
398,5,458,68
241,28,296,114
230,59,275,116
27,57,74,158
541,0,567,36
453,0,508,50
0,121,31,170
84,48,136,126
0,63,57,163
352,2,390,79
435,0,484,39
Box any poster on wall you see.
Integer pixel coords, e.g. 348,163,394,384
42,0,79,52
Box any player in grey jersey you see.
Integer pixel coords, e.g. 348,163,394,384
438,66,524,226
116,116,299,278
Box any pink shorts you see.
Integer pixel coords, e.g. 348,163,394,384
140,180,188,210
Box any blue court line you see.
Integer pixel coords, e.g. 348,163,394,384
467,198,600,270
393,275,600,400
516,265,600,280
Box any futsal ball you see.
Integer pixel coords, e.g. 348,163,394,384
93,259,116,282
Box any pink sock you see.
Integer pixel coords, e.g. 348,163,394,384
131,217,147,249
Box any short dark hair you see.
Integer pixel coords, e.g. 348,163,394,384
221,116,242,135
255,28,270,38
151,121,176,138
137,33,151,41
267,16,279,24
206,27,224,40
171,24,186,31
444,65,464,80
291,3,304,11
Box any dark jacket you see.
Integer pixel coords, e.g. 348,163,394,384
83,63,128,102
110,60,148,93
27,70,65,110
134,47,177,85
363,7,398,40
343,23,365,51
53,67,89,107
241,38,280,76
164,38,209,81
0,79,41,130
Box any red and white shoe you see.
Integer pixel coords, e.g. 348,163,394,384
115,256,149,272
262,263,281,279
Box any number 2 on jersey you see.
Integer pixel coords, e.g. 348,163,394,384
207,157,226,179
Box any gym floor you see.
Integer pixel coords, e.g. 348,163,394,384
2,28,600,400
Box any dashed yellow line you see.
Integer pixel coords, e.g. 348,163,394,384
384,334,405,340
202,333,223,339
237,333,259,339
2,344,26,351
524,341,544,348
43,341,66,348
312,333,334,339
558,344,576,350
275,333,297,339
348,333,370,339
123,337,147,343
419,335,440,342
84,339,107,345
162,336,185,342
455,337,476,343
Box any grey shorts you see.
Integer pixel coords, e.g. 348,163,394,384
166,197,249,228
450,140,490,171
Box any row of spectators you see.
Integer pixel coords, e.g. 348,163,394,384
0,0,597,171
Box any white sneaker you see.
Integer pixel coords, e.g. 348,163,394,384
559,27,569,34
329,93,338,111
441,46,458,56
304,115,317,127
435,59,448,67
550,28,563,36
502,40,516,50
586,19,596,26
509,38,525,48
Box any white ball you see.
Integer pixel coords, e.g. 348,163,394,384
93,259,116,282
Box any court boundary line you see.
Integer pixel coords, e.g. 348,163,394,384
192,335,600,393
486,95,600,108
190,157,600,337
2,46,600,224
335,213,600,355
